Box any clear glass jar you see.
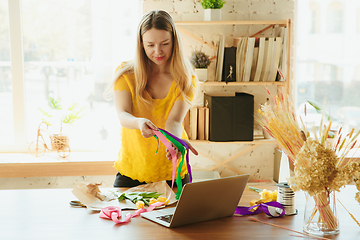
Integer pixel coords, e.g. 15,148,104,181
303,191,339,236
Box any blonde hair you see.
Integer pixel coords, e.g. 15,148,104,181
104,10,196,108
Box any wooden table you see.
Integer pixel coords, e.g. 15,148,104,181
1,185,359,240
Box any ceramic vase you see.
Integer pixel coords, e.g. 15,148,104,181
195,68,208,82
203,9,221,21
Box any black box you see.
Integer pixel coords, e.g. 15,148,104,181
204,92,254,141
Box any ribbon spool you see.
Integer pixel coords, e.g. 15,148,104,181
276,182,297,216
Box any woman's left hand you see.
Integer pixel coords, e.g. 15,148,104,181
166,139,198,160
166,143,181,160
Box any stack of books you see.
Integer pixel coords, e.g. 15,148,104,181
214,27,287,82
183,107,209,141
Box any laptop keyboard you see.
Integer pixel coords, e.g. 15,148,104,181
157,214,173,223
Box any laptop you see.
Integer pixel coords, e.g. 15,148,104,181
140,174,250,228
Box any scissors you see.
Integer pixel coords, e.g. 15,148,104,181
69,200,86,207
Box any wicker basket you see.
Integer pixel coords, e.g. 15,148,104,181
50,134,69,150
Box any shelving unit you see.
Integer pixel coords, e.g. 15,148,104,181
175,20,292,96
176,20,292,176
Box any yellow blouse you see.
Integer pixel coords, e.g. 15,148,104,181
113,70,197,183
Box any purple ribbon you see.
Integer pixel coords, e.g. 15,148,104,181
234,201,285,218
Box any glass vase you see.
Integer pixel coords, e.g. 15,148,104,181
303,191,339,236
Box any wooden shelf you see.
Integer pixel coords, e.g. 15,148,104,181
199,81,286,86
175,20,288,27
175,19,291,96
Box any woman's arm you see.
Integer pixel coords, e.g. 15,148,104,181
114,89,157,138
165,99,191,138
165,99,198,159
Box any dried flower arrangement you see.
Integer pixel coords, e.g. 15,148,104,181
257,88,360,234
190,50,211,69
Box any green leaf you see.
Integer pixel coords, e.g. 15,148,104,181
61,106,85,124
47,96,62,110
42,119,51,126
350,129,360,142
307,100,322,112
306,100,338,122
142,198,149,205
248,186,263,193
38,108,53,118
117,192,163,206
117,193,126,201
201,0,225,9
328,131,335,138
125,193,139,202
68,103,78,111
138,192,162,198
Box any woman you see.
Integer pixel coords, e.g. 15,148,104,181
105,10,198,188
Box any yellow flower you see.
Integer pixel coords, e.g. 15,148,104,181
269,190,278,201
260,189,271,199
259,189,277,201
149,198,158,205
250,199,260,206
249,188,278,206
250,198,272,206
157,196,170,205
136,200,145,209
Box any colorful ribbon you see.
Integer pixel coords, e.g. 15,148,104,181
152,129,178,191
153,128,192,200
234,201,285,217
100,128,193,224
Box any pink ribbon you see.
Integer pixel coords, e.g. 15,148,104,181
153,130,177,189
100,201,164,224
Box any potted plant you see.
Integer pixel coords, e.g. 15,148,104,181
200,0,226,21
39,96,85,150
190,50,212,82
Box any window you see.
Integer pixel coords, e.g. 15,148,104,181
357,8,360,33
309,2,320,34
297,0,360,134
326,1,343,33
0,0,13,145
1,0,141,152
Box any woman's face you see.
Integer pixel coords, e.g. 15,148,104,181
142,28,173,67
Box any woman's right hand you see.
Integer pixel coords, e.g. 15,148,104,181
138,118,158,138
